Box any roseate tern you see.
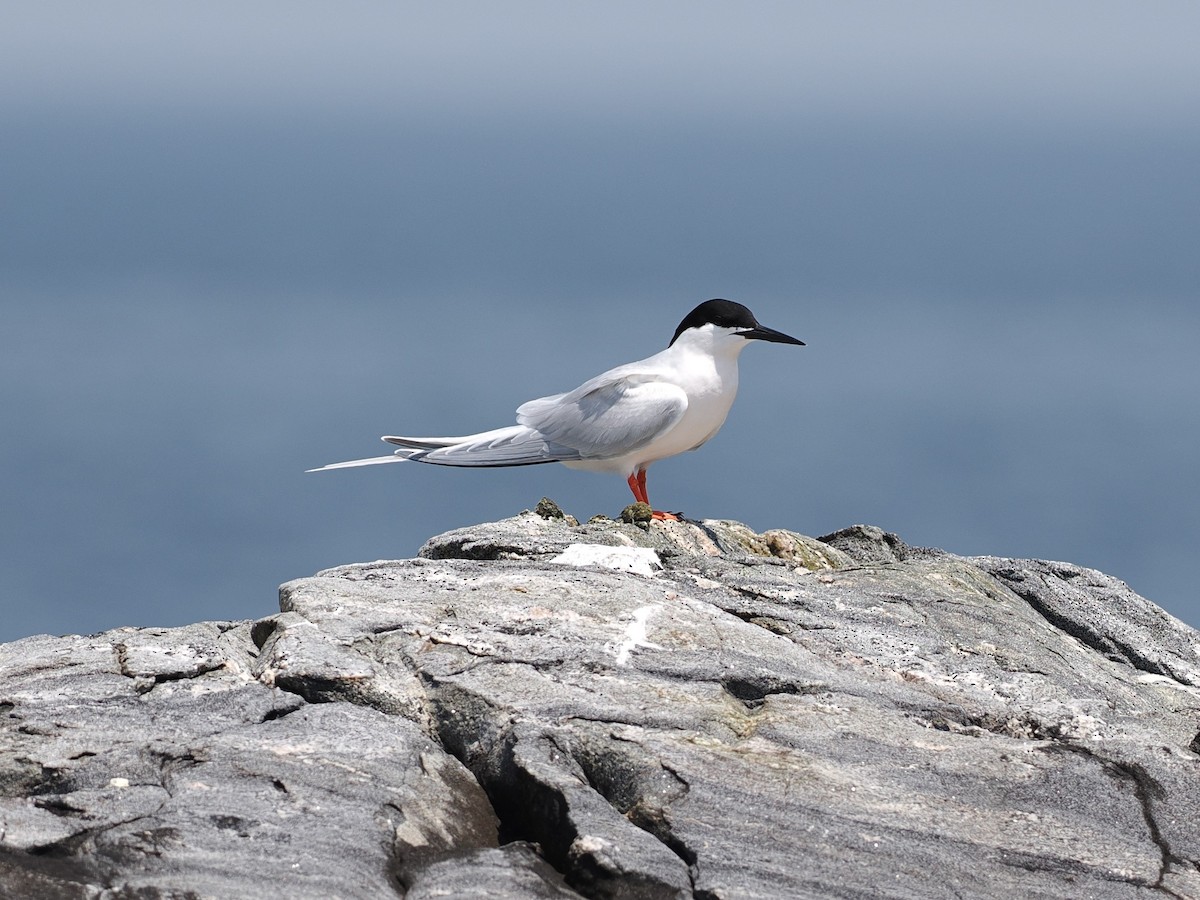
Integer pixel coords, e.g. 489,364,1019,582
309,299,804,519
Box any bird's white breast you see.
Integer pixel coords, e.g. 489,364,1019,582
646,351,739,458
564,332,744,475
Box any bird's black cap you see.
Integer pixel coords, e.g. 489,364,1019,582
669,299,804,347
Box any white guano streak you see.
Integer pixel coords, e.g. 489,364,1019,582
614,604,664,666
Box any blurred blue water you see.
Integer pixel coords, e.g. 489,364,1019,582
3,5,1199,641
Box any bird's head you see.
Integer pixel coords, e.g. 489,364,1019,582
669,299,805,349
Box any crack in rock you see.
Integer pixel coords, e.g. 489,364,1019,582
719,674,828,711
421,674,691,899
979,561,1200,688
1038,743,1192,898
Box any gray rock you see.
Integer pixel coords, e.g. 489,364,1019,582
817,522,925,564
975,556,1200,687
0,623,498,899
4,509,1200,898
402,842,581,898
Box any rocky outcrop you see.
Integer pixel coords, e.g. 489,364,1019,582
3,509,1199,898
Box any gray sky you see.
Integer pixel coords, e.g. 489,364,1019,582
5,3,1199,120
3,3,1199,641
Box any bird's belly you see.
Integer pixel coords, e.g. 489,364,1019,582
565,388,734,475
647,392,733,459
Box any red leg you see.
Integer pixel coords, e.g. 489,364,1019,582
627,472,647,504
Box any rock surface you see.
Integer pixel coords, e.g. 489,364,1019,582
3,508,1199,899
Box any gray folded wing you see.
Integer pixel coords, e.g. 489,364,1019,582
516,373,688,459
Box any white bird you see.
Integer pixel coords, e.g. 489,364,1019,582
309,299,804,520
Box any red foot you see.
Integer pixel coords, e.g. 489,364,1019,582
651,510,681,521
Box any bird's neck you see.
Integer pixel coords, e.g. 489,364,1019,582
670,328,748,362
664,332,744,399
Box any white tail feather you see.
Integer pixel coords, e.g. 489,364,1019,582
306,453,410,473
